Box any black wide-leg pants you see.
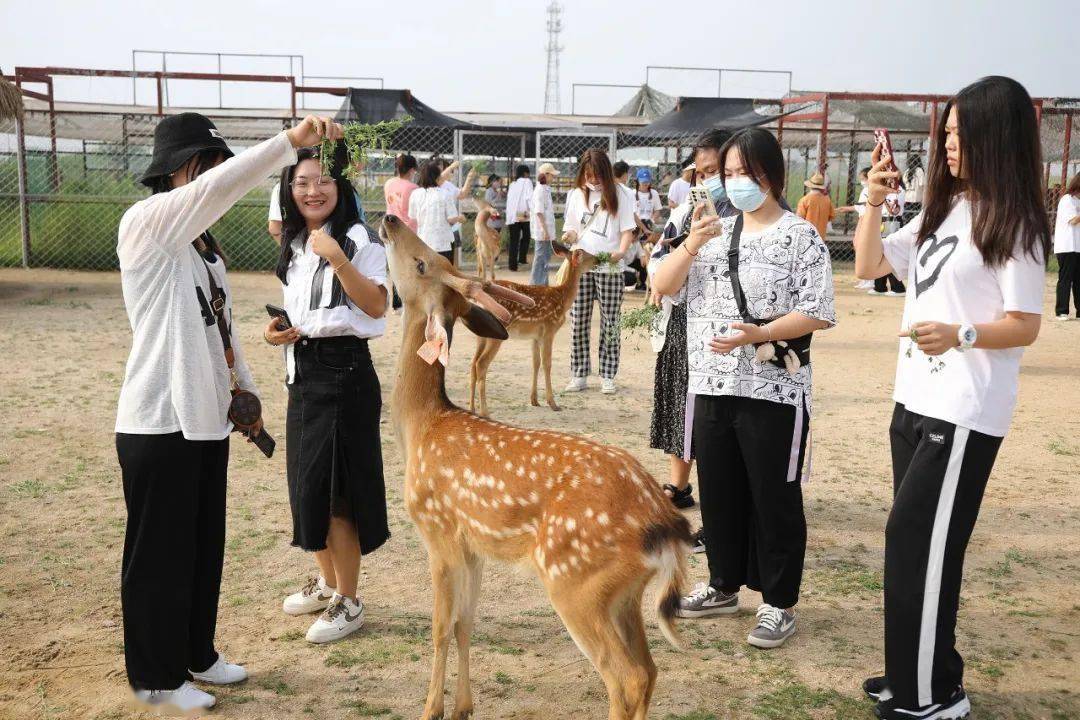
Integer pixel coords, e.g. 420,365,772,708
117,431,229,691
882,404,1002,708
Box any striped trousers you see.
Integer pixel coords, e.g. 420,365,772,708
883,403,1002,708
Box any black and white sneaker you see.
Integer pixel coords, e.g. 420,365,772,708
875,687,970,719
675,582,739,618
690,528,706,554
863,675,892,702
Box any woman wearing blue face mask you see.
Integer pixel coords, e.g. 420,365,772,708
653,127,836,649
647,130,732,522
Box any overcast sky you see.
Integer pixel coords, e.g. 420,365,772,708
3,0,1075,115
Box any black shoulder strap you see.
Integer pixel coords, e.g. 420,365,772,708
727,214,753,322
192,241,234,367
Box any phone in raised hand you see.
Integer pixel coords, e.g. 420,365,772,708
687,186,717,217
873,128,902,215
265,304,292,331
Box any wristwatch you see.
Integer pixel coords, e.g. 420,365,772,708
957,324,977,352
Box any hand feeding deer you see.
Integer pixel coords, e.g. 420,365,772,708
379,213,691,720
469,242,595,416
473,199,502,283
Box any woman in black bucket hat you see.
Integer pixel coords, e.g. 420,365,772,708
115,111,343,713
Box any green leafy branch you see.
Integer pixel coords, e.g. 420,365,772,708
320,116,412,180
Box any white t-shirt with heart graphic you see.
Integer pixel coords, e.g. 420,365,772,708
881,197,1045,436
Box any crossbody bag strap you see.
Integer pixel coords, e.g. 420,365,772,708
193,242,236,372
726,213,753,323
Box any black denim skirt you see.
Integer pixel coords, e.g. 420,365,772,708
286,336,389,554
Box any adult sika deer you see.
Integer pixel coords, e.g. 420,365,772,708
379,214,691,720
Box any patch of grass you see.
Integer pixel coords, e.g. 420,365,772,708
1047,438,1076,456
811,558,883,595
493,671,515,685
255,674,296,696
340,699,394,716
278,629,304,642
11,478,46,498
662,712,719,720
753,682,867,720
472,631,525,656
23,296,54,306
325,639,415,669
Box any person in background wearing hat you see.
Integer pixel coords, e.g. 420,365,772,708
796,172,836,239
667,157,695,209
115,111,341,713
530,163,560,285
629,167,662,291
504,164,534,272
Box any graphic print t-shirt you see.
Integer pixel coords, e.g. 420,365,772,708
684,211,835,412
881,197,1045,436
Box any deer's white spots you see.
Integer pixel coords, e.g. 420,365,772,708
496,479,506,491
546,456,555,467
546,537,554,549
584,507,594,519
597,512,610,526
555,491,565,501
565,517,577,531
529,491,540,503
570,478,580,489
498,440,506,449
568,555,580,568
528,470,538,481
445,434,456,443
516,466,526,478
439,467,455,479
504,461,514,471
419,461,427,475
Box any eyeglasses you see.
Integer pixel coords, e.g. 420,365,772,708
290,177,335,191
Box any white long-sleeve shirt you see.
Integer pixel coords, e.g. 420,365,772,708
530,182,555,239
505,177,533,224
115,131,297,440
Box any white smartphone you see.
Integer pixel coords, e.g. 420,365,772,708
687,186,717,217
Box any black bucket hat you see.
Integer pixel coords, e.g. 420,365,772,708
140,112,234,187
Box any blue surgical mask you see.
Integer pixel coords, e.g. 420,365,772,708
726,176,768,212
702,174,726,203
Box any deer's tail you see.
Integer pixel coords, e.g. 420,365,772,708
642,515,692,651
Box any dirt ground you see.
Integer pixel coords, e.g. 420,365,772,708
0,265,1077,720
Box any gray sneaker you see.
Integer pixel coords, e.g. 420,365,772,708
747,604,796,648
676,582,739,618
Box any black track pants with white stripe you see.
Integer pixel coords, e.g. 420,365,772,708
883,403,1002,708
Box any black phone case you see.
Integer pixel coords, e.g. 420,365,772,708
265,304,292,330
243,428,276,458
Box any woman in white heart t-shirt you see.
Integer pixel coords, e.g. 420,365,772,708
852,76,1051,720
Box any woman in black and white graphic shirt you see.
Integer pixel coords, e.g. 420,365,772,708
854,76,1049,720
263,146,390,646
116,113,339,713
652,128,835,651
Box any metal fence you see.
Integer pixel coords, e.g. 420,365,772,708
3,104,1078,271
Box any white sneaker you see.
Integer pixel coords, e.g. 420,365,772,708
600,378,617,394
134,681,215,712
306,593,365,644
1055,314,1073,321
867,288,885,295
190,655,247,685
283,576,336,616
564,376,587,393
885,290,905,297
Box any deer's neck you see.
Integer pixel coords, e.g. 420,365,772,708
553,263,588,313
391,308,453,445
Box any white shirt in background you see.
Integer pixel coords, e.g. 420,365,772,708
281,223,388,382
563,186,637,272
531,182,555,240
440,180,462,233
1053,194,1079,254
904,166,926,204
881,198,1045,437
636,187,662,223
409,187,457,252
116,132,296,440
668,177,691,208
269,186,282,221
505,177,534,224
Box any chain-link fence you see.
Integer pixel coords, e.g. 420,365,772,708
3,103,1077,271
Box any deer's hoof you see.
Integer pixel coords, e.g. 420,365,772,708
530,398,540,407
548,401,562,412
451,709,474,720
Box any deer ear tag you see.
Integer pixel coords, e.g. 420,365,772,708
418,313,450,366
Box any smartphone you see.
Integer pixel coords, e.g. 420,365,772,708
265,304,292,330
873,128,902,215
242,427,276,458
687,186,717,217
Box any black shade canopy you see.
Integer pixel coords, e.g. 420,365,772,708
335,88,477,154
620,97,779,146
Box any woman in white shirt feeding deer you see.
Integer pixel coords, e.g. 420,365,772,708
561,148,637,395
115,112,339,714
854,76,1049,720
263,144,390,645
652,127,836,651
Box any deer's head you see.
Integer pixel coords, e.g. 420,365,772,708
380,214,534,363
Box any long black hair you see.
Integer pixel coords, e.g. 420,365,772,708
919,76,1050,267
274,145,360,283
149,148,228,262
